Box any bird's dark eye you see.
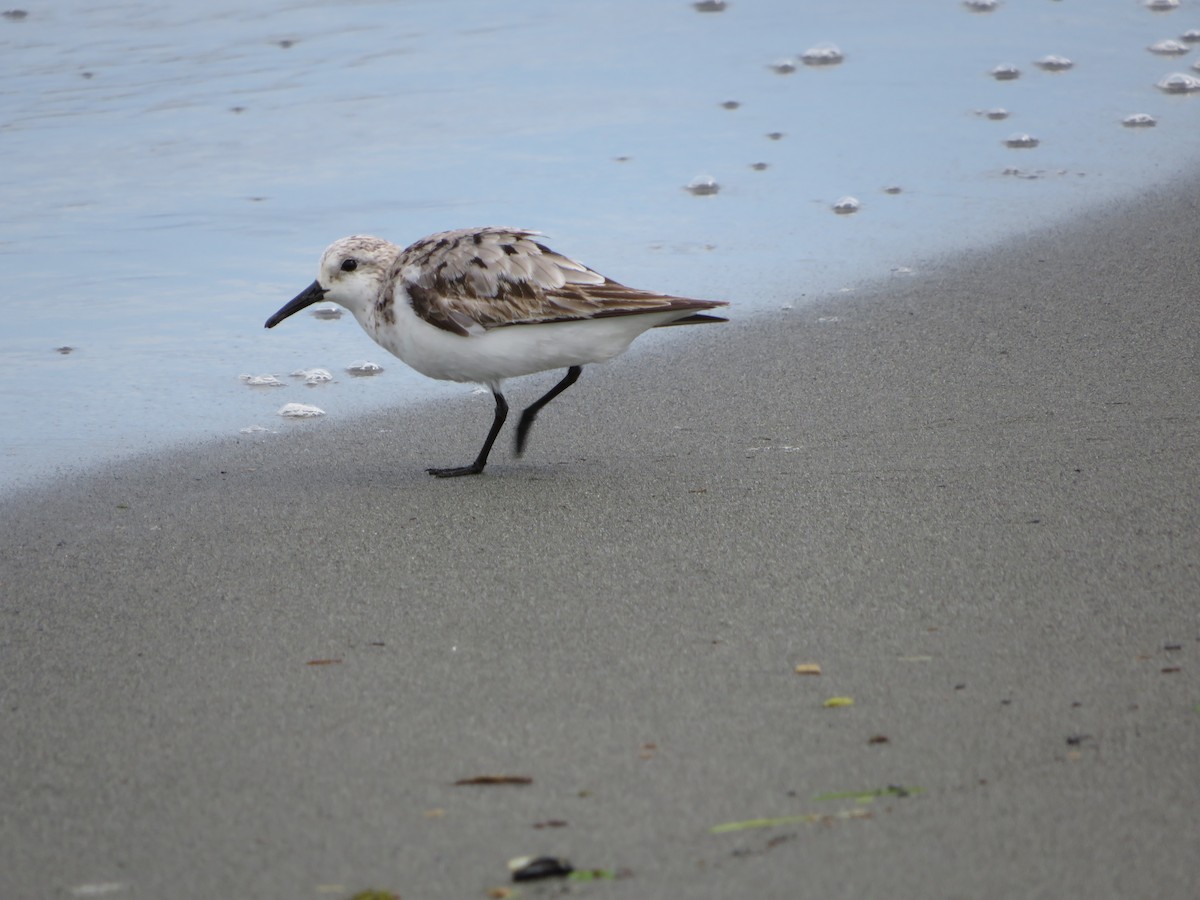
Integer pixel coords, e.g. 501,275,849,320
340,258,358,272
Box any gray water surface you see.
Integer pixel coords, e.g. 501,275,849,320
3,0,1200,492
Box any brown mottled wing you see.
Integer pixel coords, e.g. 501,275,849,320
393,227,726,336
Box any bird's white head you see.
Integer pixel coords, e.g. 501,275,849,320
265,235,399,329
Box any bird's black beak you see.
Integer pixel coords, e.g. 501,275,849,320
265,280,329,328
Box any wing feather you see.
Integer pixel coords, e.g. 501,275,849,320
394,227,726,336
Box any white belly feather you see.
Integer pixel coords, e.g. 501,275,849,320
365,297,687,387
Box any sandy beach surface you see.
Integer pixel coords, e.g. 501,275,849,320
3,176,1198,899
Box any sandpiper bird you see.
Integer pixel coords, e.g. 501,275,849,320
265,227,729,477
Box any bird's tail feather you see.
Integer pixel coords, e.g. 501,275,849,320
654,313,729,327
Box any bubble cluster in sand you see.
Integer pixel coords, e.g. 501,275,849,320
1148,39,1189,55
1156,72,1200,93
1034,55,1074,72
1122,113,1158,127
686,175,721,195
277,402,325,418
1004,133,1040,148
345,361,385,376
832,196,861,214
290,367,333,384
239,374,285,387
769,59,797,75
309,307,342,320
963,0,998,12
991,64,1021,80
801,44,844,66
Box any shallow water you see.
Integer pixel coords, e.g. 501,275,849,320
3,0,1199,492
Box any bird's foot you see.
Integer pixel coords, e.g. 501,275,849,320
426,463,485,478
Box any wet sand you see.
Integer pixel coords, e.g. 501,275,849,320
2,177,1198,899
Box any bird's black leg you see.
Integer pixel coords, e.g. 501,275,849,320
428,390,509,478
515,366,582,457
